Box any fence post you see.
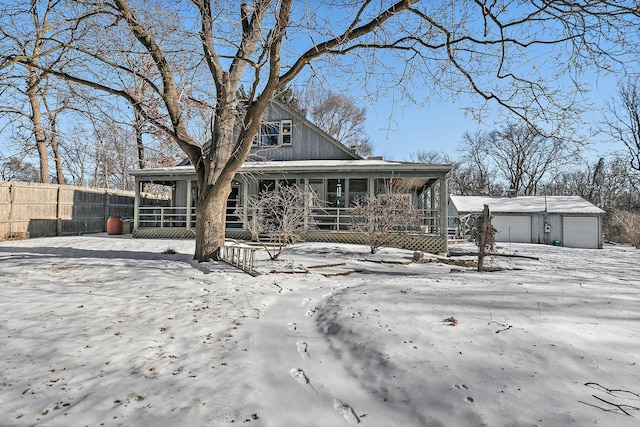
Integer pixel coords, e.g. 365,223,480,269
477,204,490,272
103,190,109,231
186,180,192,231
56,185,62,236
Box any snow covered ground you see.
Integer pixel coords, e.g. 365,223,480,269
0,234,639,426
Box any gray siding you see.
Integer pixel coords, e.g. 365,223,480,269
248,101,357,161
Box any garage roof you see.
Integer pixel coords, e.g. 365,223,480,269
450,195,605,214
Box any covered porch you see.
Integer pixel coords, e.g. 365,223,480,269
129,160,452,253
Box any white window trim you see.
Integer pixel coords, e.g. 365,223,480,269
253,120,293,146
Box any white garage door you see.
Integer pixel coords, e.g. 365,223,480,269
492,215,531,243
563,216,599,249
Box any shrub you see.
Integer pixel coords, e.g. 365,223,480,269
244,182,320,260
349,192,421,254
608,209,640,248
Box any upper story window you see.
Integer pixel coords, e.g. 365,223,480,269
253,120,292,146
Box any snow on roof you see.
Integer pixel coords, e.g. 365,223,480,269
449,195,605,214
242,159,394,168
239,159,450,171
130,159,452,177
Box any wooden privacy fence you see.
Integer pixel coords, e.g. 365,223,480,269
0,182,164,240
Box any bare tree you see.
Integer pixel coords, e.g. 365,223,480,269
275,85,373,156
455,131,501,195
605,78,640,173
40,79,66,184
408,149,492,196
408,150,449,164
307,89,373,157
0,0,78,183
550,155,640,210
609,210,640,248
458,123,582,195
350,189,420,254
489,123,582,195
4,0,639,261
245,182,317,260
0,155,40,182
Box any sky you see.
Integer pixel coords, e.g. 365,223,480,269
366,98,477,161
363,72,625,163
1,235,639,426
1,0,635,174
288,2,637,164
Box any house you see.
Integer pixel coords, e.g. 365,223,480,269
129,100,453,253
448,194,605,249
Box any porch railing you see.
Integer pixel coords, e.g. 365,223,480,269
137,206,243,229
137,205,441,234
310,207,440,233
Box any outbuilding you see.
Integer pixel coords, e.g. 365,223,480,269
448,195,605,249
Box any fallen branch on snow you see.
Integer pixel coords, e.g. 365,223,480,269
358,259,412,265
323,270,363,277
307,262,347,269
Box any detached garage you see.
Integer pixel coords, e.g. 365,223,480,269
449,195,605,249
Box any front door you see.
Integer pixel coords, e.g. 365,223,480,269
226,184,241,228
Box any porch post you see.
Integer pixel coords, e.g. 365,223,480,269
439,173,449,239
186,180,192,230
303,178,309,231
133,179,141,230
241,178,249,229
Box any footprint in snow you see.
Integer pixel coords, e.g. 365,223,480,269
333,398,360,424
454,384,474,402
403,340,418,349
287,322,297,331
305,307,318,317
290,368,309,385
377,322,391,331
296,341,310,359
302,298,312,307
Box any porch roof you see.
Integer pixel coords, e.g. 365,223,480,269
449,195,605,215
129,159,453,181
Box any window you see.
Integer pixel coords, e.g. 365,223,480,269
327,179,346,207
253,120,293,146
258,180,276,193
282,121,292,145
348,179,368,206
258,179,297,194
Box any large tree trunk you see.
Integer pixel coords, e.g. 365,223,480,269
194,179,232,261
191,89,251,262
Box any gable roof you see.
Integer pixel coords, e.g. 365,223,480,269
449,195,605,215
179,99,360,166
267,98,360,160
